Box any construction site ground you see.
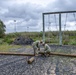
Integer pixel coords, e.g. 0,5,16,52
0,45,76,75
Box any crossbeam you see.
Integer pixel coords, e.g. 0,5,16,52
43,10,76,15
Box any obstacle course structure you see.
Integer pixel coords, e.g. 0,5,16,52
42,11,76,45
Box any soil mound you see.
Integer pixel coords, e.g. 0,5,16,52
13,36,34,45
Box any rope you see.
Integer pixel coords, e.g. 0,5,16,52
54,14,58,31
64,13,67,31
73,13,76,25
48,14,51,31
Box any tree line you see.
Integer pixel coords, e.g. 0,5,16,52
0,20,6,38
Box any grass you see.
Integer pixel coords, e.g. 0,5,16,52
0,43,23,52
0,42,32,52
25,45,32,48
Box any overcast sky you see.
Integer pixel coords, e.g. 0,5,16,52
0,0,76,33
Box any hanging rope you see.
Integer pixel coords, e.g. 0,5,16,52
73,13,76,25
48,14,51,31
64,13,68,31
54,14,58,31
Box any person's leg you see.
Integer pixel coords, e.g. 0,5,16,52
46,51,50,57
34,48,36,56
33,46,36,56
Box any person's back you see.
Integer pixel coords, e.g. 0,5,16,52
32,40,40,49
32,40,43,55
44,44,51,53
42,43,51,56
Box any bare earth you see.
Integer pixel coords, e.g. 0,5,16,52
0,45,76,75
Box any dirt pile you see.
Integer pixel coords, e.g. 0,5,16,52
13,36,34,45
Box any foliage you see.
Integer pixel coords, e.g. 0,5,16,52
71,42,76,45
63,39,69,45
3,37,14,44
0,39,3,44
5,33,21,38
1,30,76,45
6,39,13,44
69,39,76,45
0,20,6,38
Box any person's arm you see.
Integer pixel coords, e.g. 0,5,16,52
36,42,40,51
44,45,47,53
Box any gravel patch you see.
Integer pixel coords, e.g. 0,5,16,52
0,45,76,75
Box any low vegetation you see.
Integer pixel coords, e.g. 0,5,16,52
0,30,76,51
0,31,76,45
0,43,22,52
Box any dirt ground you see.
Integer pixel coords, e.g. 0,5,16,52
0,45,76,75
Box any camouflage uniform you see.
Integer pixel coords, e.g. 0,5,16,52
32,40,40,55
44,44,51,55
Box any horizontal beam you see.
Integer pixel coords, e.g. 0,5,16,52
43,10,76,15
1,52,76,57
39,52,76,57
0,52,34,56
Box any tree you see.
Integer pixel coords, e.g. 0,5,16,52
0,20,6,38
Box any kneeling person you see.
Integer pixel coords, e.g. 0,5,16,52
32,40,43,55
43,43,51,56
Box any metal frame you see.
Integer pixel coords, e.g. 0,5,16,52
42,10,76,45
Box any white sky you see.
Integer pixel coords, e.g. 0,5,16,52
10,0,54,6
0,0,76,33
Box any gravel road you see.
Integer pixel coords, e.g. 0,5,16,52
0,45,76,75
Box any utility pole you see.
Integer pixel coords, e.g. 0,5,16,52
14,20,16,32
27,26,29,32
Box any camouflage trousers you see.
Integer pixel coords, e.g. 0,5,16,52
33,46,39,55
44,50,51,56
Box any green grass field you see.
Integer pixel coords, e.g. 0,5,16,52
0,44,23,52
0,31,76,52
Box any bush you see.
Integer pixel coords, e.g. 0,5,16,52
0,20,6,38
0,39,3,44
71,42,76,45
4,37,13,44
70,39,76,45
6,39,13,44
45,38,58,44
63,39,69,45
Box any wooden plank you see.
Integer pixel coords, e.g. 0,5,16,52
27,57,35,64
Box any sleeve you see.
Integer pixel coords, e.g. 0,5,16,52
37,43,40,50
44,45,47,51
